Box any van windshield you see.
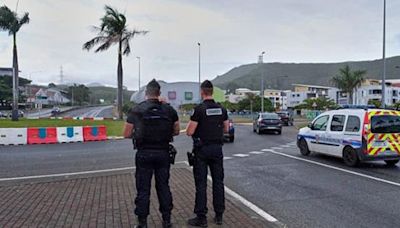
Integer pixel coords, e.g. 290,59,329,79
371,115,400,133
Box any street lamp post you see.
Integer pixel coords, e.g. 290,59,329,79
259,51,266,113
198,42,201,101
381,0,387,108
136,56,141,91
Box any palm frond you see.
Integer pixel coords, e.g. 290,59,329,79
19,12,30,26
82,36,110,50
0,5,16,32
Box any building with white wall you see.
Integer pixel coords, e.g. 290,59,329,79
353,81,400,106
263,89,288,110
34,88,70,105
0,67,12,76
286,84,338,108
130,81,226,110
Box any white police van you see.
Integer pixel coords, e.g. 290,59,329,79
297,108,400,167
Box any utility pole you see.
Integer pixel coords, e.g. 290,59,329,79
381,0,387,108
198,42,201,101
259,51,266,113
136,57,141,90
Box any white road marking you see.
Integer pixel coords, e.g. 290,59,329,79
249,151,265,154
222,180,278,222
281,145,292,148
262,149,275,152
182,161,279,223
0,166,135,182
0,161,188,182
271,147,283,150
233,153,250,158
264,150,400,188
223,157,233,160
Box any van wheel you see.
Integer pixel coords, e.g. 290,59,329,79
384,160,399,167
298,138,310,156
343,147,359,167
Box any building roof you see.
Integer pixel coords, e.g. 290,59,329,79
292,84,334,89
0,67,12,71
0,67,13,76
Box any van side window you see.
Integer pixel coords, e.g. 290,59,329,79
345,116,361,132
312,115,329,131
330,115,345,132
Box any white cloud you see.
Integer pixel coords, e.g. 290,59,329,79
0,0,399,89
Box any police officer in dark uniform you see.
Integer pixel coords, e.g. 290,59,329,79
186,80,229,227
123,79,180,228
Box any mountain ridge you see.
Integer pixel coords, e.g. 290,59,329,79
212,56,400,92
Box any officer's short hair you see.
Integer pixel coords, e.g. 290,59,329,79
146,79,161,97
201,80,213,96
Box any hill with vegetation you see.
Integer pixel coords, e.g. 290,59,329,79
212,56,400,92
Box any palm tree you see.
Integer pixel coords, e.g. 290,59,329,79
0,5,30,121
83,5,148,119
331,65,366,105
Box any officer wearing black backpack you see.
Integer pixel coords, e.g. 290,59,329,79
123,79,180,228
186,80,229,227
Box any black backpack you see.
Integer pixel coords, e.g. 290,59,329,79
133,102,173,149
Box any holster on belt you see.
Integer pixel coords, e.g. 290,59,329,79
187,137,202,166
169,144,177,165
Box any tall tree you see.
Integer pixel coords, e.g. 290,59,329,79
0,5,30,120
331,65,366,104
83,5,148,119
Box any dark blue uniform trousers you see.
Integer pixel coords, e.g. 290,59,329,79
135,150,173,221
193,144,225,218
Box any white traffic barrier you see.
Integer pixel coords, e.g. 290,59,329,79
57,127,84,143
0,128,28,145
94,117,104,121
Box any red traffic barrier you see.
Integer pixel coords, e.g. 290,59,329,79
83,126,107,141
28,127,58,144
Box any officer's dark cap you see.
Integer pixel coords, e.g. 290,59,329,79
146,79,161,96
201,80,213,89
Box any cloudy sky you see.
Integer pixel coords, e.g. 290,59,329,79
1,0,400,90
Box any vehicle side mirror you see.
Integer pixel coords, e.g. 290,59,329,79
307,123,313,129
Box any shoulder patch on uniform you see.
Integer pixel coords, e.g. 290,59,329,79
206,108,223,116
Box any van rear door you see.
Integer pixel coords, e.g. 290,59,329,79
367,111,400,156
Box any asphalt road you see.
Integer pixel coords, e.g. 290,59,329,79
25,107,74,118
1,125,400,227
60,105,114,118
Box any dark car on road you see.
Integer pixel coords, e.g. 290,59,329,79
276,111,293,126
253,112,282,135
224,119,235,142
51,107,61,116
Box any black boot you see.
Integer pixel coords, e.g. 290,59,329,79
214,213,223,225
162,214,172,228
162,220,172,228
135,217,148,228
187,216,207,227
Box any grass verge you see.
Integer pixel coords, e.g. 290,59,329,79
0,119,124,136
